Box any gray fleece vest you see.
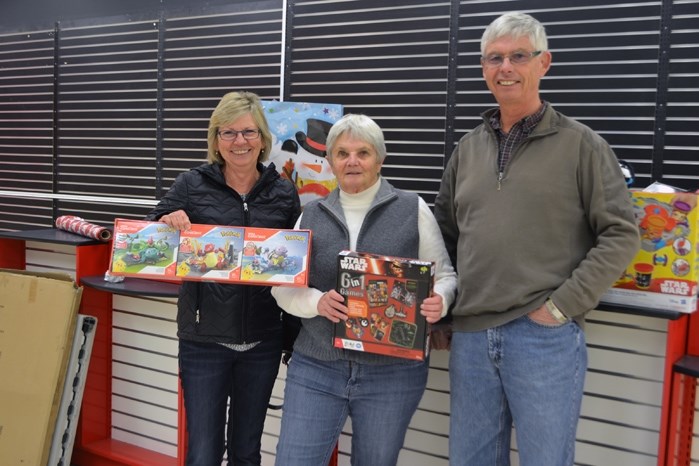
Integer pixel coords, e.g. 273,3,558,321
295,179,420,364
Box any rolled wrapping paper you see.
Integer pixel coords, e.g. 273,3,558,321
55,215,113,242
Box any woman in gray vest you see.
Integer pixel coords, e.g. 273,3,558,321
272,113,457,466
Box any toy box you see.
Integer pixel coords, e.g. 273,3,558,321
176,225,244,281
110,219,311,286
110,219,179,280
333,250,434,360
237,227,311,286
600,192,699,313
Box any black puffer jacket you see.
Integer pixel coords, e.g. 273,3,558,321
146,162,301,344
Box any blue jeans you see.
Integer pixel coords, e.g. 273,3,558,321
275,352,428,466
179,338,282,466
449,315,587,466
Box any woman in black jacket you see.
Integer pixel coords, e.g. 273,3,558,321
147,91,300,465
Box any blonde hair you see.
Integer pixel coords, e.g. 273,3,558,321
207,91,273,164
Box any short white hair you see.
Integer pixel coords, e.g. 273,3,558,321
481,12,548,55
326,114,387,163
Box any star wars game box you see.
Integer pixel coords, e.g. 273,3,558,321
333,250,434,360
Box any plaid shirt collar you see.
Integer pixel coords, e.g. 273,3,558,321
489,101,548,135
489,101,549,176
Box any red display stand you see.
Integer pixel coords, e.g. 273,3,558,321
73,274,183,466
658,310,699,466
0,229,182,466
596,301,699,466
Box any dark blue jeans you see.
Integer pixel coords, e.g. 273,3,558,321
179,338,282,466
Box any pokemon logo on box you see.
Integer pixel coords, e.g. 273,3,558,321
176,225,244,281
110,219,311,287
333,250,434,360
600,192,699,313
238,228,311,286
110,219,179,279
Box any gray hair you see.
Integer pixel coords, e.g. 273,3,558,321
326,114,388,163
481,12,548,55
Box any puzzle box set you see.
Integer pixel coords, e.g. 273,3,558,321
333,250,434,360
600,192,698,313
110,218,310,286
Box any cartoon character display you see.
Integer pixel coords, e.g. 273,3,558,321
177,241,237,276
110,219,177,275
174,226,244,279
243,245,298,275
262,101,343,206
635,194,696,253
238,229,310,285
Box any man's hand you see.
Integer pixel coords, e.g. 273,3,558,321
430,323,452,351
528,303,564,325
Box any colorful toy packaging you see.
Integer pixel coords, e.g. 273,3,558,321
333,250,434,360
110,219,179,280
600,192,699,313
176,225,244,282
110,219,311,287
237,227,311,286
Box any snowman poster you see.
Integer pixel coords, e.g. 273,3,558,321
262,100,343,206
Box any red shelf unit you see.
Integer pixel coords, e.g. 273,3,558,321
0,229,182,466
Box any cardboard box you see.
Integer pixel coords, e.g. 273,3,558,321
110,219,179,280
110,219,311,286
600,192,699,313
0,269,83,466
333,251,434,360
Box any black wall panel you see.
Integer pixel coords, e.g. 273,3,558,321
0,0,697,231
289,0,452,201
161,2,284,191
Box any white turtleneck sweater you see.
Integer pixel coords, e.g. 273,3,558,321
272,178,457,319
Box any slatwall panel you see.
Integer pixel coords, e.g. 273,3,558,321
0,29,55,229
454,0,663,189
161,0,284,187
56,197,156,225
111,294,179,457
23,240,82,277
663,2,699,188
576,311,667,466
55,19,160,224
289,0,452,204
